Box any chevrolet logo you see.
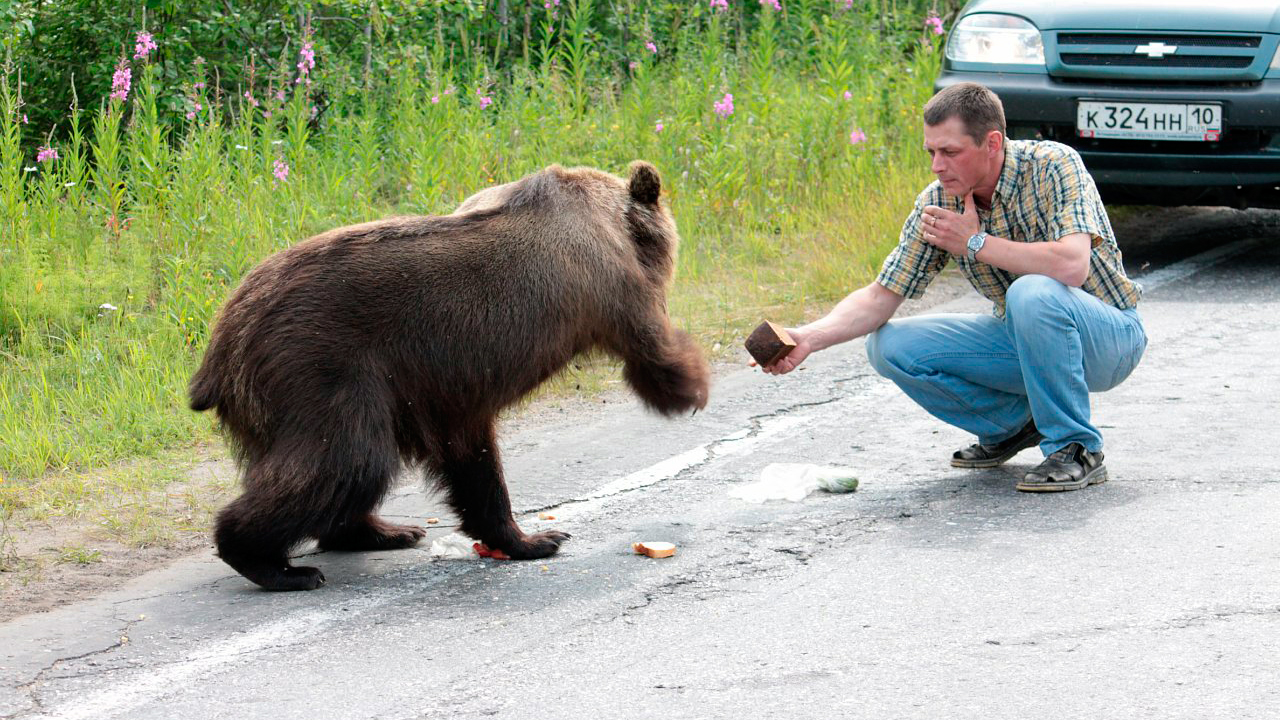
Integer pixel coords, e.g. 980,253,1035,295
1135,42,1178,58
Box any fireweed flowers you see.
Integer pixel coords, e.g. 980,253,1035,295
849,128,868,145
273,159,289,184
36,146,58,163
713,93,734,118
710,0,728,11
133,31,157,60
296,41,316,85
476,87,493,110
645,41,658,53
760,0,781,11
925,13,945,35
109,58,132,103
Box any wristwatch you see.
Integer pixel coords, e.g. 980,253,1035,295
966,231,988,263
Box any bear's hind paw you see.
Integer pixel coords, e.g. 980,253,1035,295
257,565,327,591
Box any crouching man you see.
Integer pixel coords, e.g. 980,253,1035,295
763,82,1146,492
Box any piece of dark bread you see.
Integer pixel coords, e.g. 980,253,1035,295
745,320,797,367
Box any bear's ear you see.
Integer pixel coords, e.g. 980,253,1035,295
628,161,662,205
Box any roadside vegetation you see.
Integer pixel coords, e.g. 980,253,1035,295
0,0,947,572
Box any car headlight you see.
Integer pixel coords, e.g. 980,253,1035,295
946,14,1045,65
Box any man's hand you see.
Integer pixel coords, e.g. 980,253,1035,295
921,192,981,255
753,328,813,375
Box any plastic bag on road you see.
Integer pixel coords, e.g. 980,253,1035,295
729,463,861,503
429,532,480,559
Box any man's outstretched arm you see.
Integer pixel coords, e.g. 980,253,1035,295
761,282,904,375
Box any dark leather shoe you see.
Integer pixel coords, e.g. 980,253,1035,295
951,420,1042,468
1016,442,1107,492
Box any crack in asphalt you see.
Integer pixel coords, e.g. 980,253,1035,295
518,387,858,520
5,613,148,718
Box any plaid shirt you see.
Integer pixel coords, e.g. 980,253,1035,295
876,139,1141,318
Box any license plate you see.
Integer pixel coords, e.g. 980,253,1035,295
1077,101,1222,141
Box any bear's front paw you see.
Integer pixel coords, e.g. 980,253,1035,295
503,530,572,560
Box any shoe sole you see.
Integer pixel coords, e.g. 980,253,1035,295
1016,465,1108,493
950,436,1042,469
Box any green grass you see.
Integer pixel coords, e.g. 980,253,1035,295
0,11,941,541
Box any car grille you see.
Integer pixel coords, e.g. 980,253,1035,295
1058,33,1261,49
1052,32,1265,78
1060,54,1252,69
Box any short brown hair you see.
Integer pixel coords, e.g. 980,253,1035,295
923,82,1006,146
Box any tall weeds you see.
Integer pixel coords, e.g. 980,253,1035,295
0,6,944,486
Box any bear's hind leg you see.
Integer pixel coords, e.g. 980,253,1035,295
436,422,569,560
318,513,427,552
215,491,326,591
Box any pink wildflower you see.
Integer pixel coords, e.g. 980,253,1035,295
296,41,316,86
844,90,852,100
710,0,728,11
431,95,440,104
273,159,289,184
850,128,868,145
713,92,734,118
134,31,157,60
298,42,316,75
645,41,657,53
243,90,259,108
21,114,27,124
110,59,132,103
36,146,58,163
925,14,945,35
655,121,664,132
759,0,781,11
186,99,202,120
477,88,493,110
629,60,640,71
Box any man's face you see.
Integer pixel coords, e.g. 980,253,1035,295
923,117,996,197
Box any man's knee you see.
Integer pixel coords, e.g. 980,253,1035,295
865,323,905,378
1006,274,1068,322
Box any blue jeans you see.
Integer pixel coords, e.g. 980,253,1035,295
865,275,1147,455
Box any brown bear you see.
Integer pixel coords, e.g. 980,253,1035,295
189,161,710,591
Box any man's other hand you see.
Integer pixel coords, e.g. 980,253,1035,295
921,192,980,255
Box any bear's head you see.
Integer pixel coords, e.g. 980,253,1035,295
454,161,679,289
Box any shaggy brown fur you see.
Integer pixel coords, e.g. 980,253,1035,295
189,162,709,591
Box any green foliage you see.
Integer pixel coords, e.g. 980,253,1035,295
0,1,946,487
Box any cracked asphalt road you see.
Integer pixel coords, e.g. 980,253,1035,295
2,211,1278,720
